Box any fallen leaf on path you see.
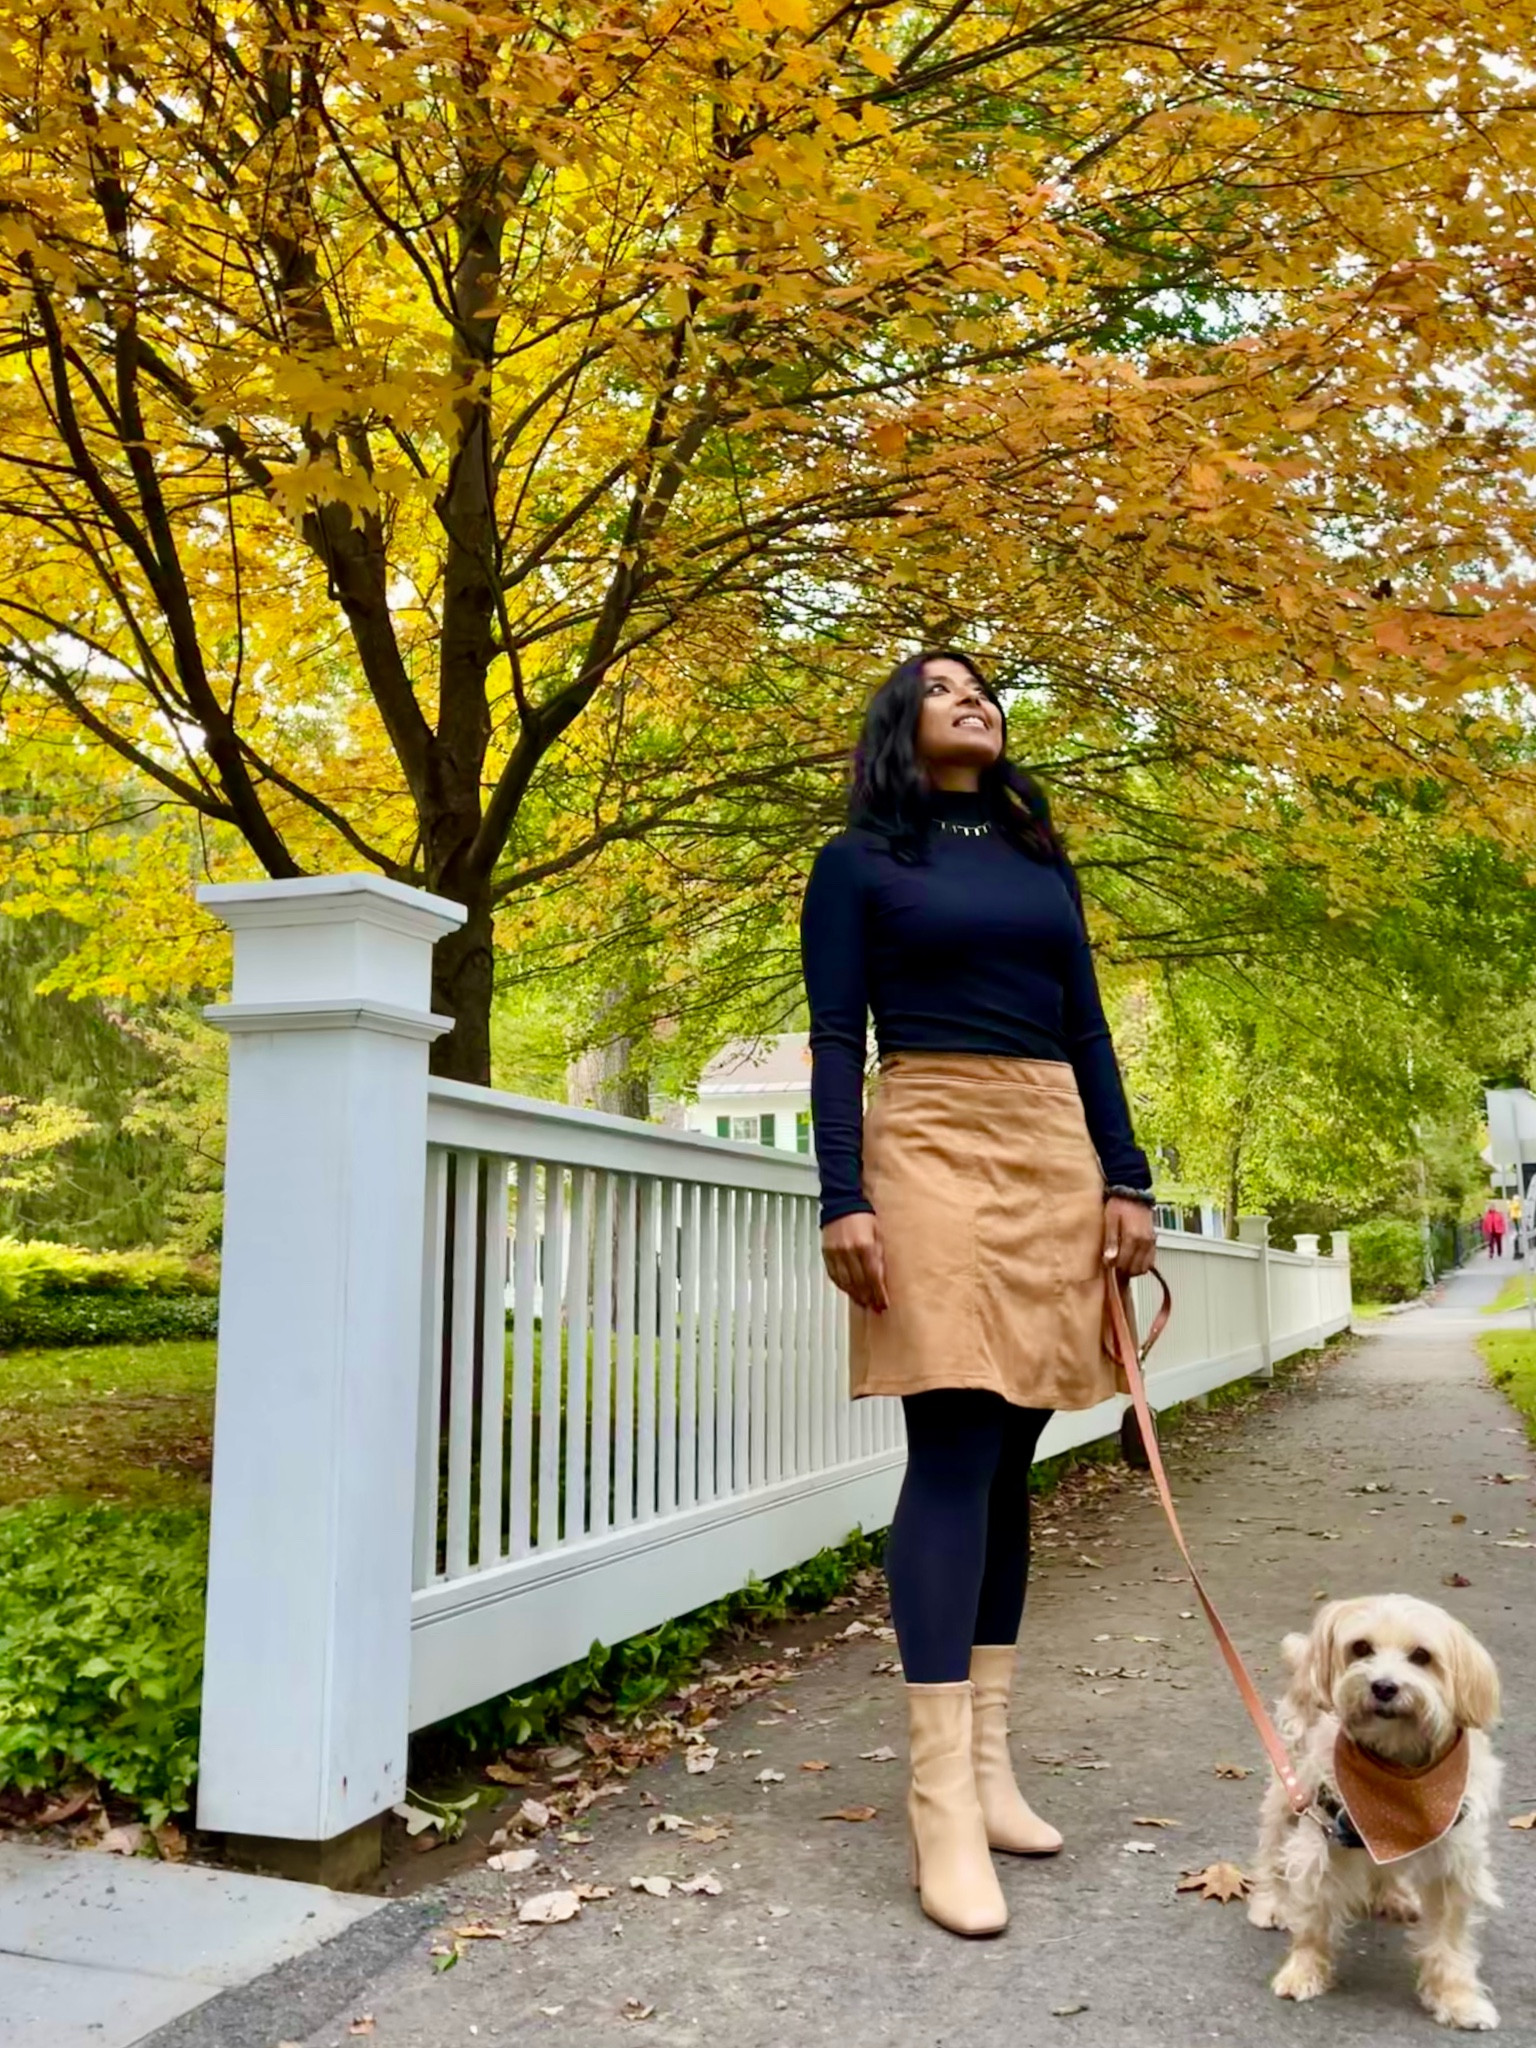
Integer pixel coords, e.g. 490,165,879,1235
1443,1573,1473,1588
691,1823,731,1844
822,1805,878,1823
152,1822,188,1862
485,1761,530,1787
837,1621,872,1638
32,1788,95,1829
452,1922,506,1940
574,1883,615,1900
1214,1764,1253,1780
676,1872,724,1895
631,1875,673,1897
756,1768,786,1785
537,2007,566,2018
1051,2004,1089,2018
1451,1513,1468,1525
99,1825,147,1857
859,1747,898,1762
1177,1862,1250,1902
1496,1539,1534,1549
517,1798,553,1831
348,2020,375,2037
544,1746,584,1772
742,1748,763,1759
646,1813,690,1834
621,1998,656,2022
1507,1812,1536,1830
519,1890,582,1925
1133,1817,1180,1828
684,1747,718,1775
799,1760,831,1772
1078,1555,1104,1569
1121,1841,1158,1855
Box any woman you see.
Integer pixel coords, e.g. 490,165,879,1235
800,649,1157,1938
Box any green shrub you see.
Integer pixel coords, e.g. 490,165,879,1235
0,1502,208,1824
1347,1217,1424,1303
0,1294,219,1350
0,1237,218,1306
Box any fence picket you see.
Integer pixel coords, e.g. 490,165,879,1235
414,1149,447,1586
508,1159,538,1558
564,1170,592,1543
678,1182,699,1510
614,1175,637,1528
764,1194,783,1487
445,1152,479,1578
478,1158,509,1566
590,1174,615,1537
537,1166,566,1550
698,1185,719,1503
636,1177,659,1522
658,1180,680,1517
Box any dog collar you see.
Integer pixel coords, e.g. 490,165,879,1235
1320,1730,1471,1866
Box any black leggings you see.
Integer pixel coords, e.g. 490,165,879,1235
884,1390,1052,1685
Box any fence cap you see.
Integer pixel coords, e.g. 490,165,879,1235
198,872,468,940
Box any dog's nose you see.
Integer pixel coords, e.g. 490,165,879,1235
1371,1678,1401,1704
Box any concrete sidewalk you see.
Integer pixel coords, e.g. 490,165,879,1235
147,1264,1535,2048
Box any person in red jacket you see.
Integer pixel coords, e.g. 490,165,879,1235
1483,1205,1508,1259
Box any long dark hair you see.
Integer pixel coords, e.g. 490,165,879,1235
848,648,1063,864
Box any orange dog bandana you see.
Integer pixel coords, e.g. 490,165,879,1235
1332,1730,1470,1865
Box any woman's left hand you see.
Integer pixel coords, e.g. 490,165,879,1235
1103,1196,1157,1278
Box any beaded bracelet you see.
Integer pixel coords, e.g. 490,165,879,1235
1104,1183,1157,1208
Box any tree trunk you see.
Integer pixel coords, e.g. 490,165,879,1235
429,894,495,1084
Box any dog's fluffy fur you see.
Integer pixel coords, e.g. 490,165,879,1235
1248,1595,1502,2031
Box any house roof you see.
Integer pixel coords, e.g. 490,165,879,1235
697,1031,813,1096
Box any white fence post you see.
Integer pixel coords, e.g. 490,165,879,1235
196,874,466,1877
1292,1233,1322,1346
1237,1214,1273,1378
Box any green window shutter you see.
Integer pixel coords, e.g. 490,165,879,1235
759,1112,776,1147
716,1116,730,1138
796,1112,811,1155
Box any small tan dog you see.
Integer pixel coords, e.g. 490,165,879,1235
1248,1595,1502,2031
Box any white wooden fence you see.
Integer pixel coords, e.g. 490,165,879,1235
192,875,1353,1852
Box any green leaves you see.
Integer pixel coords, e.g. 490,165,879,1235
0,1501,207,1825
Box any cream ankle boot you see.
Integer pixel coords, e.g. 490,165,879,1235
904,1682,1008,1936
969,1645,1063,1855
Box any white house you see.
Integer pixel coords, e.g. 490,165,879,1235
685,1031,816,1155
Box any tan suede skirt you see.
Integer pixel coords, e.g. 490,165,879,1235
849,1053,1124,1411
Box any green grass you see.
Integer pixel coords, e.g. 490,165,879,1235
1481,1272,1536,1316
0,1339,217,1508
1351,1298,1389,1321
1479,1330,1536,1445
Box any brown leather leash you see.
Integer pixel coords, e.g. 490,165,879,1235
1106,1271,1309,1814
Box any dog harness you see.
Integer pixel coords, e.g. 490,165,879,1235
1308,1730,1471,1865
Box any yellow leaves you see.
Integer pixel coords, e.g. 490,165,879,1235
869,421,906,462
732,0,810,30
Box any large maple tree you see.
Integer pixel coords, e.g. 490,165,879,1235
1,0,1535,1078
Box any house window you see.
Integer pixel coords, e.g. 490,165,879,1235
759,1113,776,1148
730,1115,759,1141
716,1116,730,1138
796,1111,811,1155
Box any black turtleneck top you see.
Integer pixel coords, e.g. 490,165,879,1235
800,789,1152,1226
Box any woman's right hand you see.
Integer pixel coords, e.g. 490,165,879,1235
821,1211,889,1313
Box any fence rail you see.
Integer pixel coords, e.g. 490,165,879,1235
192,874,1354,1851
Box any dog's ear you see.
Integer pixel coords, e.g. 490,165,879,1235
1286,1603,1348,1715
1444,1620,1501,1731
